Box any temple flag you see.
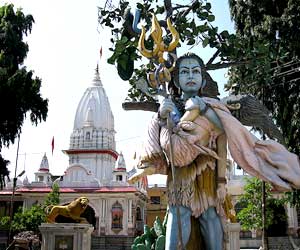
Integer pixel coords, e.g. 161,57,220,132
100,46,103,59
51,136,54,155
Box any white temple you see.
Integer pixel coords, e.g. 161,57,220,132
58,67,118,188
0,66,147,241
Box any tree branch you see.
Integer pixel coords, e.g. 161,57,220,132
172,5,190,11
158,20,167,29
206,49,221,66
178,0,199,19
122,101,160,112
208,22,224,44
164,0,173,18
206,60,250,70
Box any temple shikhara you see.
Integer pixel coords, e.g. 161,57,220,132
0,67,147,246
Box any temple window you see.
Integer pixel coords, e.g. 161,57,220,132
116,175,123,181
111,201,123,229
150,196,160,204
86,132,90,140
136,207,142,221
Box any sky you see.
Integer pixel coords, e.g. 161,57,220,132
1,0,234,184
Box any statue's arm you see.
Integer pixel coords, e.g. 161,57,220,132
203,108,224,131
185,96,224,131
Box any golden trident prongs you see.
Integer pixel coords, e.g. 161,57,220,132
138,14,179,89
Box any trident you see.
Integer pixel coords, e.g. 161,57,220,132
138,14,185,250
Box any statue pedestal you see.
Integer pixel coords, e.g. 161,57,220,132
39,223,94,250
225,222,241,250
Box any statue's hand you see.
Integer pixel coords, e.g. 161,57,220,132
216,183,226,204
185,96,207,113
159,98,176,119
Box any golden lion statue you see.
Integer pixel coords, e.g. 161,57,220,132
45,196,89,223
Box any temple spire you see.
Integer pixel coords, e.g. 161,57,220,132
38,153,49,172
93,64,102,86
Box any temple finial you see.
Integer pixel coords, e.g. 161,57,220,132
93,63,102,86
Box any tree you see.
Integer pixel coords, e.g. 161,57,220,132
227,0,300,210
0,3,48,187
98,0,248,111
98,0,299,147
98,0,299,153
43,182,60,207
236,177,285,232
227,0,300,155
0,155,10,189
9,205,45,233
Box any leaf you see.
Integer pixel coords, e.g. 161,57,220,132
155,235,165,250
155,6,164,14
202,37,209,47
192,1,200,11
220,30,230,38
121,36,128,43
207,15,215,22
137,3,144,9
153,216,164,236
198,24,209,32
204,3,211,11
100,10,107,16
187,38,195,45
136,244,148,250
107,53,118,64
133,236,142,245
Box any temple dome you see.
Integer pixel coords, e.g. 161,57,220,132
73,67,114,132
69,66,116,151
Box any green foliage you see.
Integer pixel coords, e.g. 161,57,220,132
43,182,60,207
236,177,285,231
11,205,45,232
0,184,60,234
127,64,157,102
98,0,242,102
0,3,48,181
0,215,10,230
227,0,300,207
227,0,300,155
283,189,300,208
154,235,165,250
131,216,166,250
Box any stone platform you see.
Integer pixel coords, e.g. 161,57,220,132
39,223,94,250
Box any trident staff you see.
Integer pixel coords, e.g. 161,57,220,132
137,14,185,250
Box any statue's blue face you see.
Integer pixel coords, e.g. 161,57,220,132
178,58,203,96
